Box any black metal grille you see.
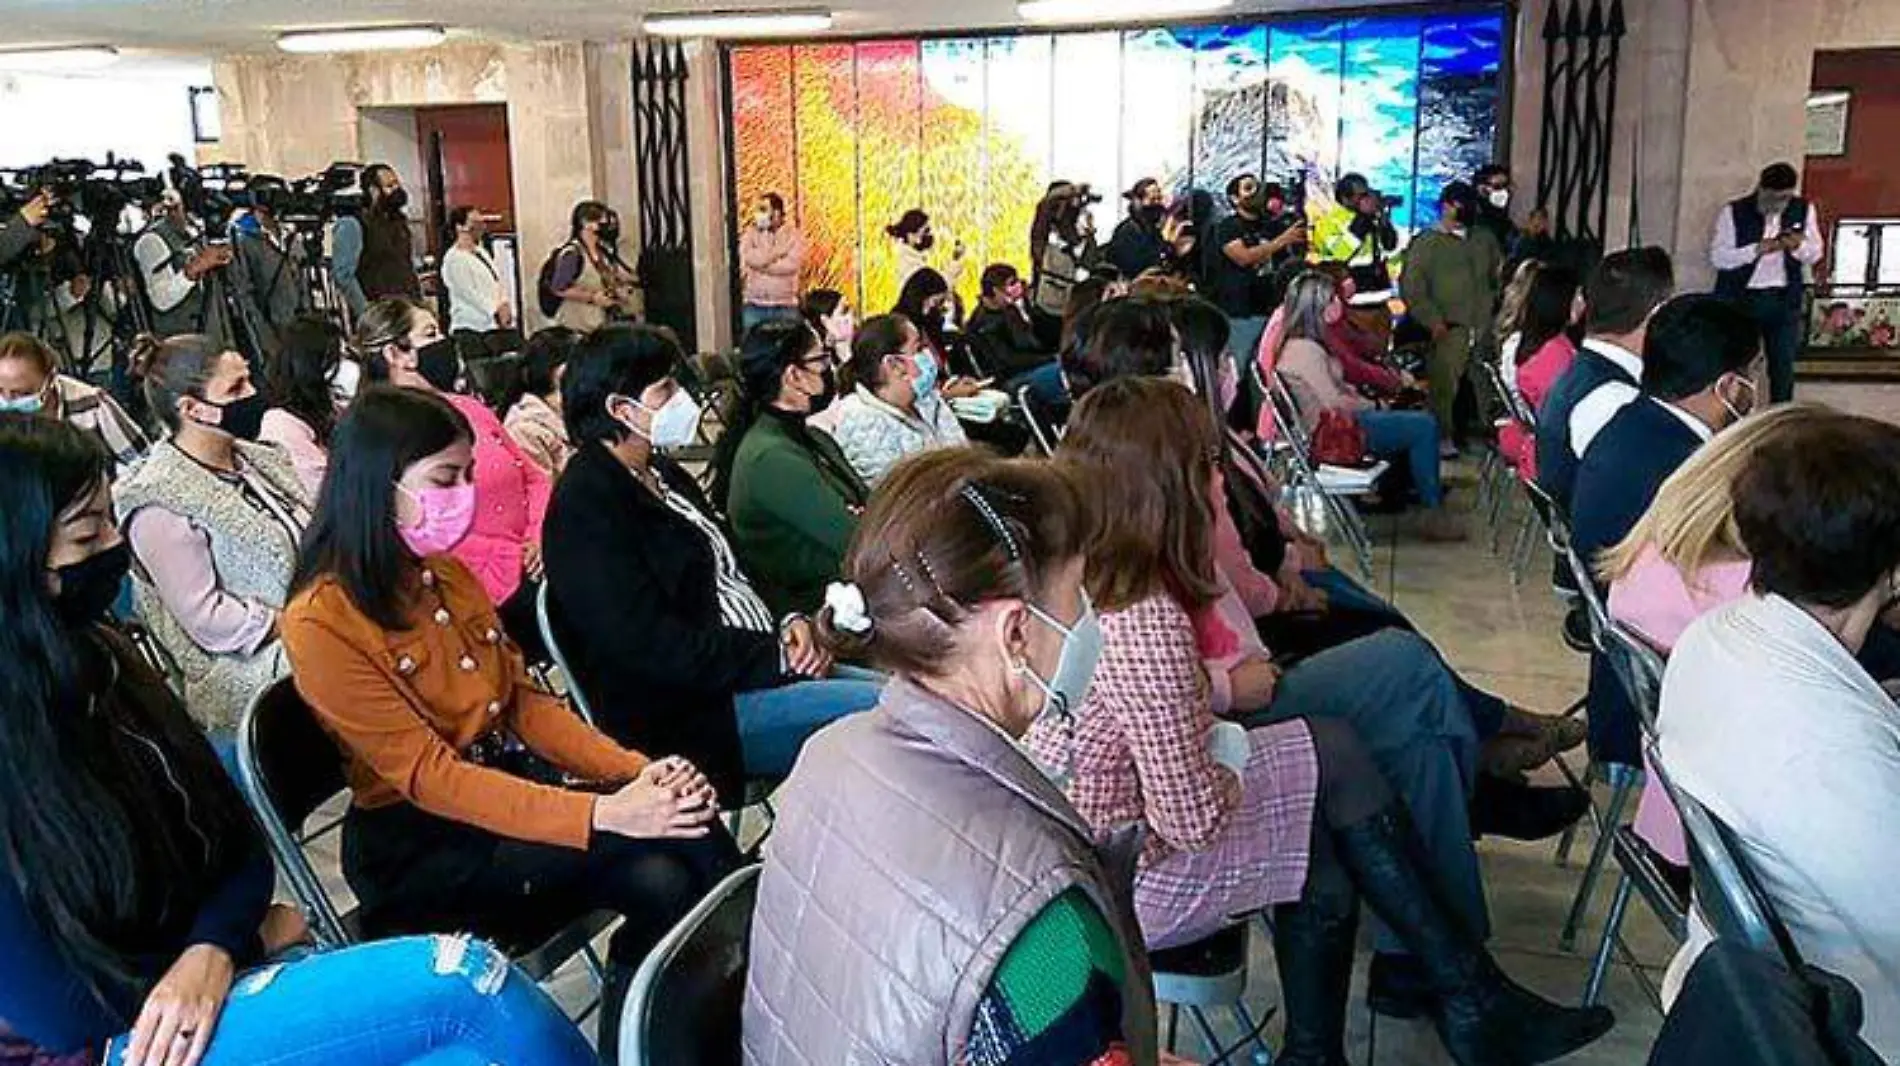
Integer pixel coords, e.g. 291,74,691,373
1534,0,1625,251
633,39,698,345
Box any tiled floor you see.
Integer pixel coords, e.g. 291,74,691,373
305,462,1673,1063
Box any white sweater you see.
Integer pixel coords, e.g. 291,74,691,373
441,244,504,333
1658,593,1900,1061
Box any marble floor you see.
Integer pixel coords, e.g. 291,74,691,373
304,461,1674,1063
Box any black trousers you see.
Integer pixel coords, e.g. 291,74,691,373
344,799,742,966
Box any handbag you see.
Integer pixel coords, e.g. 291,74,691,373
1310,409,1370,467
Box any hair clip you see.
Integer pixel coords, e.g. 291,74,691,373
960,483,1020,561
824,582,874,635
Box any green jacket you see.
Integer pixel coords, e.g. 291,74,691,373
1399,226,1503,332
728,412,870,616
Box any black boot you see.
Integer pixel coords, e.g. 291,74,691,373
1333,804,1616,1066
595,963,635,1066
1270,890,1359,1066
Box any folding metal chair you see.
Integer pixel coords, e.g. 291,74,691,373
1016,382,1062,457
620,864,761,1066
1151,924,1274,1065
233,677,613,1013
1252,359,1381,579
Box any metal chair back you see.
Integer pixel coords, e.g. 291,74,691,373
535,581,596,726
620,864,761,1066
1015,383,1062,457
234,676,356,947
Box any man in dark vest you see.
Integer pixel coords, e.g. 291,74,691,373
1709,162,1822,403
132,189,233,345
331,163,420,319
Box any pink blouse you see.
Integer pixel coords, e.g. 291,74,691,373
1608,543,1752,865
259,408,329,499
1517,334,1578,417
445,392,552,608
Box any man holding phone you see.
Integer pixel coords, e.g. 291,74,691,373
1710,161,1823,403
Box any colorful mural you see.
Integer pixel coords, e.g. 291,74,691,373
728,10,1506,312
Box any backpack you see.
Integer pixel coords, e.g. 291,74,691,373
537,241,578,318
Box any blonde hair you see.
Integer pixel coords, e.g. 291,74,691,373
1494,258,1542,343
1596,403,1833,585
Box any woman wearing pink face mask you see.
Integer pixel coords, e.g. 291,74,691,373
282,386,741,1060
1269,271,1464,541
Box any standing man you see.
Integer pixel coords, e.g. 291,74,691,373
1105,178,1192,281
1710,162,1823,403
1399,181,1502,457
1311,172,1400,291
1206,174,1307,365
332,163,420,319
229,197,309,358
441,205,514,335
133,189,232,342
738,192,805,332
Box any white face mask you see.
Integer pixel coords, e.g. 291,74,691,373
620,389,702,450
1485,187,1510,209
329,358,362,404
1014,590,1105,789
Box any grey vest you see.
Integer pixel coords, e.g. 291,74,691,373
115,440,310,732
743,678,1158,1066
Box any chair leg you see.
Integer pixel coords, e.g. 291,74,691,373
1187,1006,1227,1065
1583,873,1635,1007
1165,1004,1180,1053
1231,1002,1273,1062
1553,758,1592,867
1507,510,1537,584
1560,775,1639,951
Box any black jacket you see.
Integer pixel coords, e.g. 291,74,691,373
965,303,1055,380
541,441,784,802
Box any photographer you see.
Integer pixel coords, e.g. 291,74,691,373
331,163,419,318
1030,181,1100,334
1105,177,1192,281
229,197,310,358
0,189,51,269
133,189,232,343
1207,174,1307,364
1311,172,1399,290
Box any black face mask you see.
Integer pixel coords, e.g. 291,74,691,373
600,223,622,245
382,187,410,213
209,392,268,442
1137,203,1166,226
51,542,131,628
808,365,838,415
415,338,464,393
914,233,935,252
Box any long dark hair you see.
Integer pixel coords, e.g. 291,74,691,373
293,386,471,630
265,314,343,446
1172,298,1287,574
0,414,255,1010
708,318,821,510
1517,262,1581,366
894,268,952,350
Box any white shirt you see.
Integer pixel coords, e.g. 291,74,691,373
1710,201,1825,289
133,228,197,313
1658,594,1900,1060
441,243,504,332
1651,397,1714,443
1567,338,1643,459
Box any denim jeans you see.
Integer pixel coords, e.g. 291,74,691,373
1358,408,1443,506
105,936,596,1066
741,303,801,333
1229,315,1269,370
735,675,883,777
1241,629,1486,953
1300,566,1508,739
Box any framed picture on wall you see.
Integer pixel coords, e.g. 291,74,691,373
1805,90,1849,157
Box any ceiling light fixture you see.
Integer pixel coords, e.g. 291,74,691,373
642,8,835,37
1018,0,1232,23
276,25,449,54
0,45,121,71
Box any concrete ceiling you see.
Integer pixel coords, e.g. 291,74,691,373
0,0,1453,56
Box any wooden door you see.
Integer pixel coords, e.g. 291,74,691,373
415,104,515,256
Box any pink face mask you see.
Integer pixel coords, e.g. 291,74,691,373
1322,299,1346,325
397,482,476,556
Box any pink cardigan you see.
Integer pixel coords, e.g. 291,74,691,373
1608,544,1752,864
445,392,552,608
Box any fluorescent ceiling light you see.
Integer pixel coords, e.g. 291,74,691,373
643,9,834,36
1019,0,1232,22
277,25,448,54
0,45,120,71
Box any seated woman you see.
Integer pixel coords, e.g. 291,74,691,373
1656,411,1900,1062
1495,262,1582,478
1268,271,1464,540
712,318,870,616
0,414,594,1066
1037,379,1613,1066
357,298,551,657
281,386,740,1059
799,289,856,436
0,330,148,475
745,447,1174,1065
116,334,310,734
503,326,578,477
259,314,345,498
830,313,968,486
543,324,880,801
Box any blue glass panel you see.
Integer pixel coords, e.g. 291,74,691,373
1185,24,1268,195
1415,12,1505,231
1340,17,1421,236
1122,28,1196,199
1266,20,1344,211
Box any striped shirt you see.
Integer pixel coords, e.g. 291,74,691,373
657,485,775,633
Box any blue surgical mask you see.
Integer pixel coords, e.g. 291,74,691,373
0,392,45,415
910,350,940,400
1019,590,1103,722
